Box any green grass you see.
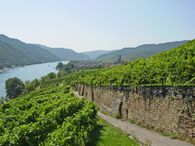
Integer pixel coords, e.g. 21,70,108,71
87,118,139,146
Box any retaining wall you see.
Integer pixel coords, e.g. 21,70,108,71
75,84,195,139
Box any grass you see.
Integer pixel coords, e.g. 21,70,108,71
160,131,195,145
87,118,139,146
160,131,178,139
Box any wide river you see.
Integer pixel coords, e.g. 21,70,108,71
0,61,68,98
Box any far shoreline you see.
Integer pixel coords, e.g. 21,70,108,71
0,67,13,73
0,60,68,73
0,60,69,98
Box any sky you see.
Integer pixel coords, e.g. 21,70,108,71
0,0,195,52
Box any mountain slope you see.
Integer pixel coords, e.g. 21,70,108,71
96,41,188,62
0,34,90,67
0,34,60,66
37,44,90,61
76,39,195,86
82,50,110,59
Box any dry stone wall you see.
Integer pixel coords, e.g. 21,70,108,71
76,84,195,139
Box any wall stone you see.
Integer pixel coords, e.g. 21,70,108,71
75,84,195,140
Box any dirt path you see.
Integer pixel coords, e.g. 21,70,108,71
73,91,194,146
98,112,193,146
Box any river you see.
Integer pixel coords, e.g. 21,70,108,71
0,61,68,98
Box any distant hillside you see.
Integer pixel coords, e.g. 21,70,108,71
96,41,188,62
0,34,60,66
37,45,90,61
0,34,90,67
82,50,110,59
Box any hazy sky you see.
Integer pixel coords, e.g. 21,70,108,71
0,0,195,52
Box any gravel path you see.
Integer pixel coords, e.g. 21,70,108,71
98,112,194,146
73,91,194,146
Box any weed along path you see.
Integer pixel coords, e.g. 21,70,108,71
73,91,193,146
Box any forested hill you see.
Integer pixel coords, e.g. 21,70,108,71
96,40,188,62
76,39,195,86
0,34,90,67
37,44,90,61
0,34,60,66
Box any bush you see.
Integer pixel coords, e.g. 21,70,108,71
5,77,24,99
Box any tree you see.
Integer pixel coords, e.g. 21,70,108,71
57,70,66,78
24,79,39,93
6,77,25,99
56,62,64,70
47,72,56,79
63,65,72,73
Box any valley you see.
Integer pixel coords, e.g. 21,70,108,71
1,40,194,145
0,1,194,144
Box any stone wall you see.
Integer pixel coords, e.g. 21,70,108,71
77,84,125,116
75,84,195,140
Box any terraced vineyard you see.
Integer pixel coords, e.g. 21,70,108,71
0,86,97,145
73,40,195,86
1,40,194,146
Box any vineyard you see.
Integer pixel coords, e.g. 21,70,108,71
0,86,97,145
25,40,195,93
73,40,195,86
1,39,194,146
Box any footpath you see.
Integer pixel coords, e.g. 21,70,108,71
73,91,194,146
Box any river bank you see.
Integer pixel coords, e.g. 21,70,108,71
0,67,14,73
0,61,68,97
0,60,68,73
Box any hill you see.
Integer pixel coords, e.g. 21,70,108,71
37,44,90,61
0,34,90,68
96,41,188,62
76,39,195,86
0,34,60,66
0,85,97,145
82,50,110,59
0,73,139,145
